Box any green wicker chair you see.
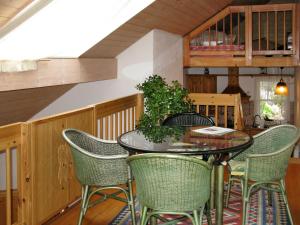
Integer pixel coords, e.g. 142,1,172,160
225,125,300,225
162,112,215,127
127,153,212,225
62,129,136,225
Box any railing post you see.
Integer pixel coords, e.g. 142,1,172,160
6,145,12,225
135,93,144,126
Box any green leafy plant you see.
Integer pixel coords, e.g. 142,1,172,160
136,75,192,142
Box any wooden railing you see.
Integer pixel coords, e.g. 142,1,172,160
0,93,143,225
189,93,244,130
0,123,22,225
0,92,244,225
184,3,300,67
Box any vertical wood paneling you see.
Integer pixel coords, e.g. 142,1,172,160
6,147,12,225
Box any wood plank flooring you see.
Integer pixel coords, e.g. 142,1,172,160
45,158,300,225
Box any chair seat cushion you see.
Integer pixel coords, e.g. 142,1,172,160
229,160,246,176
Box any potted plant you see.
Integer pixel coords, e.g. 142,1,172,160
136,75,192,142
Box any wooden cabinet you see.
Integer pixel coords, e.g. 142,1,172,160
186,74,217,93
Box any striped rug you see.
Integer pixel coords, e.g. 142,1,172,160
110,184,291,225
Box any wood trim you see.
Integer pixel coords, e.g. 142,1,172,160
190,50,245,56
252,50,293,55
0,58,117,92
251,3,295,12
188,7,230,38
188,56,297,67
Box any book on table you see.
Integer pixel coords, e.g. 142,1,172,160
193,126,235,135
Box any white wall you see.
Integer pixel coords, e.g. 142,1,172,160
31,31,155,119
31,29,184,119
153,29,183,84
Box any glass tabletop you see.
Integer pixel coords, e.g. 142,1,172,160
118,126,253,155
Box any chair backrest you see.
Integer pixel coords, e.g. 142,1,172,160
162,112,215,127
245,125,300,182
235,124,299,161
127,153,212,211
62,129,128,186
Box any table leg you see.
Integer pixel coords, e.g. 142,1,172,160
215,164,224,225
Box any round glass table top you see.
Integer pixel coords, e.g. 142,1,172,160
118,126,253,155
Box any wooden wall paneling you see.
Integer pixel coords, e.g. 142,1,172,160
295,67,300,127
65,109,94,202
0,58,117,92
286,158,300,225
31,119,69,224
29,107,94,224
20,123,32,225
186,75,217,93
0,84,75,126
296,3,300,65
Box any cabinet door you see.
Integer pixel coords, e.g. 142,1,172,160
187,75,217,93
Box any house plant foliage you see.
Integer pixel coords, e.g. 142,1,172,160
136,75,192,142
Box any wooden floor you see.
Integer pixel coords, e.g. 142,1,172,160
46,159,300,225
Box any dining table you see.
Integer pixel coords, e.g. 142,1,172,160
117,125,253,225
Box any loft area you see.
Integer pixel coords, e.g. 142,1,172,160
184,3,300,67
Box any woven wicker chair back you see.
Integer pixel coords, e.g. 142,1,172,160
162,112,215,127
127,153,212,211
245,125,300,182
62,129,128,186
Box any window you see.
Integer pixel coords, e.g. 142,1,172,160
255,76,292,122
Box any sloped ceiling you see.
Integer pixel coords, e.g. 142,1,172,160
0,0,33,27
81,0,233,58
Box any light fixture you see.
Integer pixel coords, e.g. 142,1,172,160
275,67,288,96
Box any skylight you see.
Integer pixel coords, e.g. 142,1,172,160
0,0,154,60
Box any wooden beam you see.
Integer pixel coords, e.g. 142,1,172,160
295,67,300,127
0,58,117,92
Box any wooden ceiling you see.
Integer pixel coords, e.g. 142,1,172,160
0,0,32,27
81,0,233,58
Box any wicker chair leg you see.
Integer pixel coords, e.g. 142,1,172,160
280,180,294,225
140,206,148,225
267,184,273,207
242,181,249,225
78,185,89,225
225,174,232,208
204,202,212,225
127,180,136,225
193,210,200,225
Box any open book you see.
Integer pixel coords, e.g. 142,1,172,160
193,126,235,135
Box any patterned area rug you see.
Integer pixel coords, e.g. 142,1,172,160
110,184,291,225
